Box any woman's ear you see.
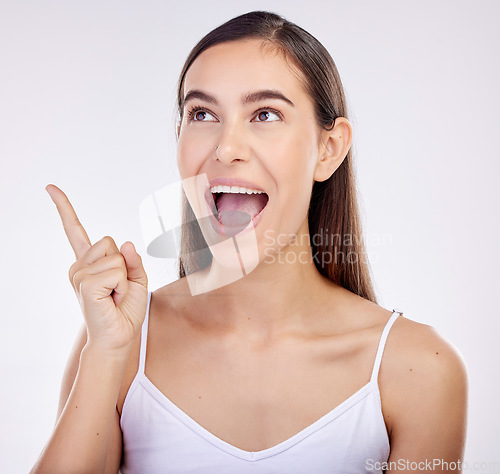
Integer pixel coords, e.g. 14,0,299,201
313,117,353,182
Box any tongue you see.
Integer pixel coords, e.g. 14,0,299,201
216,193,268,226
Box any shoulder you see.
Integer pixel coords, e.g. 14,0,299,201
379,314,468,449
339,290,468,390
382,315,468,389
148,277,191,312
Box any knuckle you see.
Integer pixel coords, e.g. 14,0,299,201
101,235,117,249
112,265,125,279
72,268,83,289
93,235,110,250
102,235,114,244
111,253,125,267
68,261,78,282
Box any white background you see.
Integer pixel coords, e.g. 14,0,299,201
1,0,499,472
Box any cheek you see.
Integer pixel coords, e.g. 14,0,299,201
176,138,203,179
268,132,318,188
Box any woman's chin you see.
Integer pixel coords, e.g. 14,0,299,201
210,241,260,274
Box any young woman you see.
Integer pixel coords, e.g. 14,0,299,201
32,11,468,473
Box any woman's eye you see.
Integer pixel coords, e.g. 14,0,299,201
254,109,281,122
189,108,217,122
187,107,281,123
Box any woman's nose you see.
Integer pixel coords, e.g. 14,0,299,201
214,123,250,164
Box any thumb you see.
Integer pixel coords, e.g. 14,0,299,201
120,241,148,287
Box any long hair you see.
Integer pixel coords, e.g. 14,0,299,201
175,10,377,303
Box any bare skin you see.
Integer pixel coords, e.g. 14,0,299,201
31,185,149,473
55,277,467,472
33,38,467,473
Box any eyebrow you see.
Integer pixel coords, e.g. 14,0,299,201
181,89,295,109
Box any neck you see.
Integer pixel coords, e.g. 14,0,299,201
188,223,341,341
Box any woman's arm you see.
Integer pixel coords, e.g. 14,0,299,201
382,321,468,473
31,323,128,473
58,325,124,473
32,185,148,473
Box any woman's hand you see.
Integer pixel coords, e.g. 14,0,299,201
46,184,148,352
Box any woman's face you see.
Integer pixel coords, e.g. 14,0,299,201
177,38,326,261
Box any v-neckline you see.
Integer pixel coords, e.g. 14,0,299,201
139,373,377,461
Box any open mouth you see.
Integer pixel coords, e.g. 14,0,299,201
205,185,269,234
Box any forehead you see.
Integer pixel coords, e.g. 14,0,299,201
183,39,309,103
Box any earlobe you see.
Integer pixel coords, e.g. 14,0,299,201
313,117,352,182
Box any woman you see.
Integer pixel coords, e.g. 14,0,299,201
32,10,467,473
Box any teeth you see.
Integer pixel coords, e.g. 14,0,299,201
209,185,265,195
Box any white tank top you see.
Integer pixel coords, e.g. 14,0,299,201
120,291,400,473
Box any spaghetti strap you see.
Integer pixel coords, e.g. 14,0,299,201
138,290,152,373
370,309,402,383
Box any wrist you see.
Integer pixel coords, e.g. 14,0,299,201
81,340,133,366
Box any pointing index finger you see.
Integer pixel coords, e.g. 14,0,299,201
46,184,92,260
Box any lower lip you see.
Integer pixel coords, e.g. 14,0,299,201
205,198,268,237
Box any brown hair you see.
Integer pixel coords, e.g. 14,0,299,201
175,10,377,303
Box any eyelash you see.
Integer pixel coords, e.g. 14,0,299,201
186,105,284,122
